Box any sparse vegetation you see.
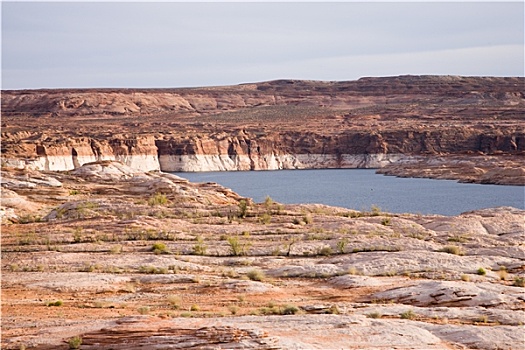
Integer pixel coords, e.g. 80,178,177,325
137,306,150,315
259,304,300,315
238,199,248,218
370,205,381,216
46,300,63,307
513,277,525,287
193,236,207,255
282,305,300,315
264,195,274,209
380,217,391,226
367,311,382,319
68,336,82,349
439,245,464,256
400,309,416,320
151,242,170,254
226,235,251,256
148,193,168,206
167,295,182,309
318,246,333,256
139,265,169,274
477,267,487,276
336,238,348,254
246,269,265,282
259,212,272,225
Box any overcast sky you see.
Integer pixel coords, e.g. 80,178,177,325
2,1,523,89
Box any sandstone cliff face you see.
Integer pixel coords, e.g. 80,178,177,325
2,76,524,179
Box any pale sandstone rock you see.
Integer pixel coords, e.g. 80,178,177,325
329,275,409,288
325,250,521,276
371,280,525,308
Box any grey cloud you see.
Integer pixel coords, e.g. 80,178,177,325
2,2,523,89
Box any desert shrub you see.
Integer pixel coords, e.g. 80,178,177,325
264,195,274,209
227,236,251,256
400,309,416,320
148,193,168,206
137,306,150,315
318,246,333,256
476,315,489,323
238,199,248,218
439,245,464,256
18,214,43,224
246,269,265,282
292,217,304,225
370,205,381,216
167,295,181,309
151,242,169,254
46,300,63,307
303,213,313,225
139,265,169,274
193,236,207,255
68,336,82,349
461,274,471,282
282,305,299,315
110,245,123,254
477,267,487,276
380,217,391,226
367,311,382,319
190,304,200,311
229,305,239,315
337,238,348,254
259,213,272,225
513,277,525,287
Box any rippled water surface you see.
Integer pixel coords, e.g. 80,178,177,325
173,169,524,216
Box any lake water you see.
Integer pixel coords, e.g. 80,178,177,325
173,169,524,216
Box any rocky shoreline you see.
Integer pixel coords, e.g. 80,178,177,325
2,76,524,185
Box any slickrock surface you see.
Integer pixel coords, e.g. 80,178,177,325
2,76,524,184
1,162,524,349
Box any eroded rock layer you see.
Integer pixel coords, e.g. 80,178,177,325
2,76,524,183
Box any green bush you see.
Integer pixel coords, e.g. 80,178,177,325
151,242,169,254
46,300,63,307
227,236,251,256
477,267,487,276
68,336,82,349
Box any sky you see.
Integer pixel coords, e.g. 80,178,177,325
1,1,524,90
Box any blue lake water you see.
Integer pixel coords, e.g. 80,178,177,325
173,169,524,216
